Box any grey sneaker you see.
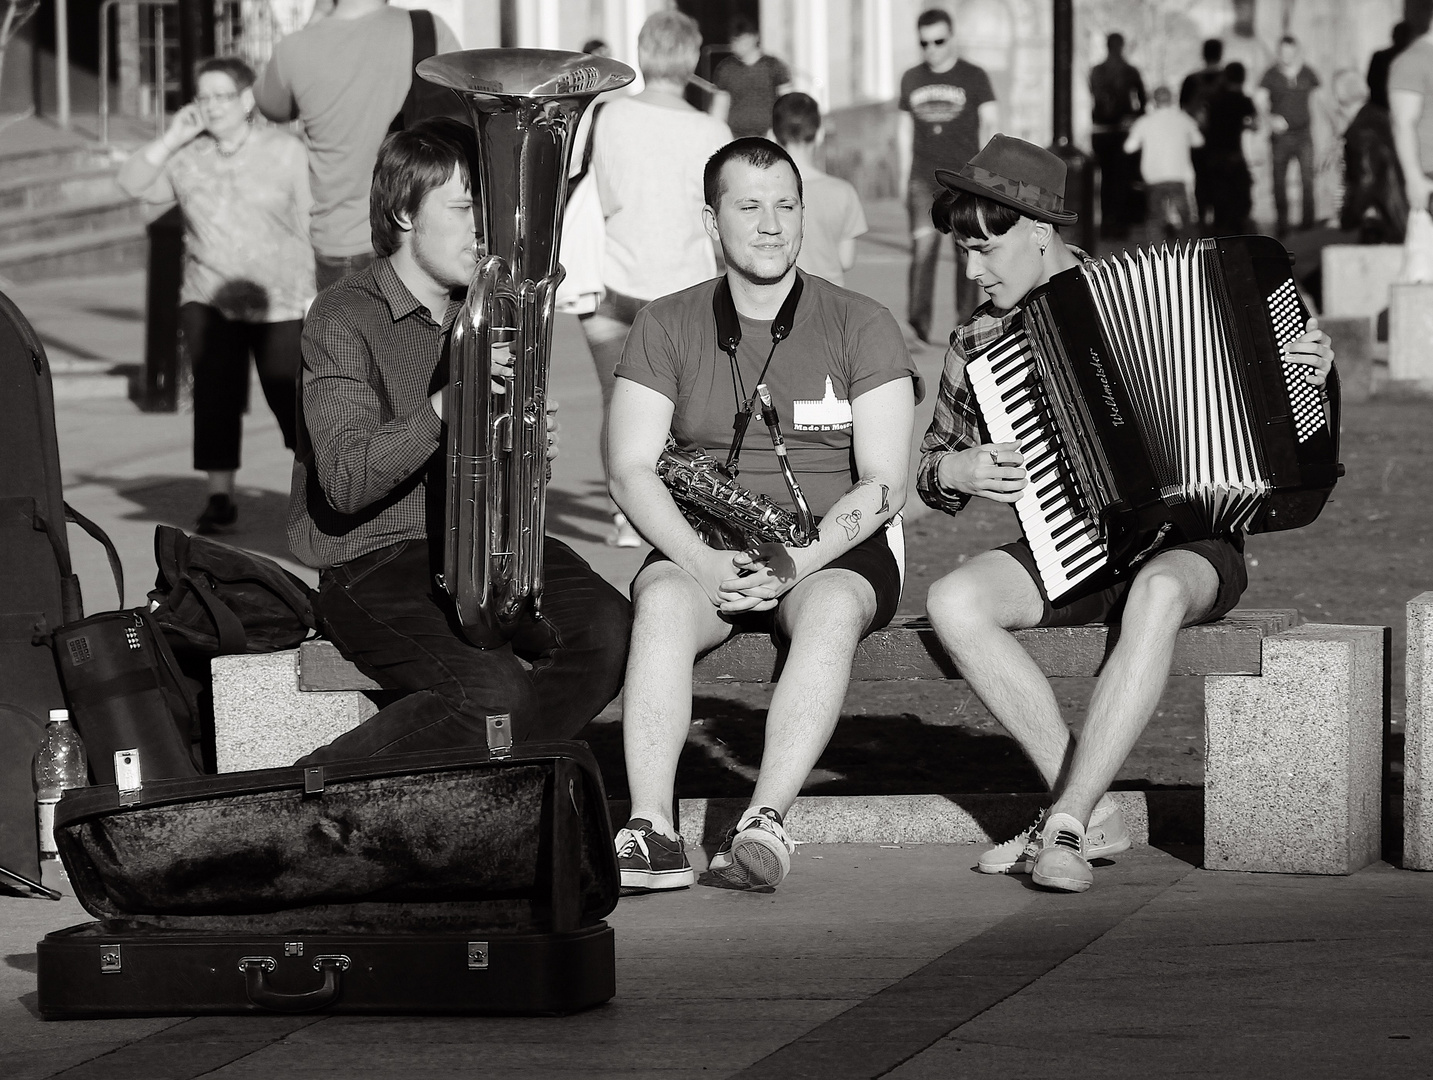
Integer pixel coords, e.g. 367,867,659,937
978,802,1130,875
615,818,694,891
708,807,796,889
1031,812,1093,893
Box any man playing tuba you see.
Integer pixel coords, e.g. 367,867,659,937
607,138,921,892
287,122,631,762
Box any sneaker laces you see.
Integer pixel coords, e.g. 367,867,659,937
1050,827,1083,853
615,826,648,861
739,807,796,854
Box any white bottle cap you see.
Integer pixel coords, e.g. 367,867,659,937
48,709,70,723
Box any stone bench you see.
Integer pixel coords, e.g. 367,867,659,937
1404,593,1433,870
211,610,1386,876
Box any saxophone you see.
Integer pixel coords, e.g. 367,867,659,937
657,384,817,551
416,50,634,648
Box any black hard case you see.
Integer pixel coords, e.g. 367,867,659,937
37,743,619,1018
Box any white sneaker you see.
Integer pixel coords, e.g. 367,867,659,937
1031,812,1093,893
708,807,796,889
978,801,1130,875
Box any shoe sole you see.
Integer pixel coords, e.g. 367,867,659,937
731,834,789,888
620,866,695,890
1031,867,1093,892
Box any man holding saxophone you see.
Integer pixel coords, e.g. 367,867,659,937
287,122,631,762
607,137,921,892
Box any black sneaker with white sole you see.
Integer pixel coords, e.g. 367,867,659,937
615,818,695,891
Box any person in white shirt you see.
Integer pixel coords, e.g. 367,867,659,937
771,92,868,286
582,11,733,548
1124,85,1205,240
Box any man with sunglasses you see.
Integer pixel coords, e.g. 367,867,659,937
898,8,999,345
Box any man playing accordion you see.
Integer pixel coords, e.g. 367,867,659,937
917,135,1334,893
607,138,920,892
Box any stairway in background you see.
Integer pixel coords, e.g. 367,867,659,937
0,141,149,284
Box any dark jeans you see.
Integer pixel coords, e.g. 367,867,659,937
1093,130,1139,237
179,302,300,472
907,174,982,342
298,536,631,764
1270,130,1316,231
315,250,378,291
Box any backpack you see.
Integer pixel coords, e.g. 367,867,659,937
147,526,319,660
388,9,468,133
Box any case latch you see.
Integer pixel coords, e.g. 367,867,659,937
467,941,489,970
486,714,512,758
115,749,142,806
99,944,122,973
303,766,325,796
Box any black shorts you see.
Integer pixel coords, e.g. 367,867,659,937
998,534,1247,629
639,521,905,639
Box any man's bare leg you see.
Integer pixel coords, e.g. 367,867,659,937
925,550,1072,788
1049,550,1220,827
745,569,877,816
623,563,733,829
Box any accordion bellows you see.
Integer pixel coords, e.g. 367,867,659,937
969,235,1342,606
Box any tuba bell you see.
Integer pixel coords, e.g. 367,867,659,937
417,50,634,648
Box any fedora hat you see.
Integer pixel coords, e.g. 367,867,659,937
935,134,1079,226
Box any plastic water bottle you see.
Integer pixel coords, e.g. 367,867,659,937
34,709,88,893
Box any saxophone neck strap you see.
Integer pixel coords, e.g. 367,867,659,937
714,272,804,473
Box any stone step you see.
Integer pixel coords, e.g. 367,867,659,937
0,223,148,283
0,145,118,183
0,168,128,214
0,194,148,248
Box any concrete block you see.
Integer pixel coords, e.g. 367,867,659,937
1321,244,1401,319
1405,593,1433,870
1388,283,1433,385
211,651,372,772
1320,315,1371,404
1205,624,1385,874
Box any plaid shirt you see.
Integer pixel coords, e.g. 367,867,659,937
288,258,460,569
916,248,1092,516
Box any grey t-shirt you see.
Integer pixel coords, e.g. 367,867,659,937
1391,37,1433,175
254,6,460,258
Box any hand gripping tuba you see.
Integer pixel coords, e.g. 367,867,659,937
417,50,633,648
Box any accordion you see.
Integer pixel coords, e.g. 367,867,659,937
967,234,1342,607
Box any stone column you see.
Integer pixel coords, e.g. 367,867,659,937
1388,283,1433,389
1205,624,1385,874
1406,593,1433,869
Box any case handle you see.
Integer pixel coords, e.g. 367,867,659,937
241,954,348,1013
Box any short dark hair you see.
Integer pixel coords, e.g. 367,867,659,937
1202,38,1223,65
917,8,952,33
1279,34,1298,47
704,137,803,208
771,92,821,146
580,38,608,54
1107,32,1125,53
1224,61,1246,86
729,13,757,39
195,56,255,92
370,120,473,258
931,187,1025,240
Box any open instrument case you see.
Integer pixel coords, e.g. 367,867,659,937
36,742,619,1018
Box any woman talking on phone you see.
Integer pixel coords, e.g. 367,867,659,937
119,57,315,534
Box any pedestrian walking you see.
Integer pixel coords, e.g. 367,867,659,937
712,14,793,140
118,57,314,534
898,7,998,344
1089,33,1147,239
1391,0,1433,220
771,92,868,286
1123,85,1203,241
1204,62,1258,235
1180,39,1226,232
1258,36,1321,235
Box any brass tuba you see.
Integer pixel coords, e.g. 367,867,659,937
417,50,633,648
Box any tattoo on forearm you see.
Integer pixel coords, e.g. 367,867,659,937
837,509,862,540
879,484,889,514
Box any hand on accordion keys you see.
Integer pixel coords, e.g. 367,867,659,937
1283,317,1334,388
938,441,1029,504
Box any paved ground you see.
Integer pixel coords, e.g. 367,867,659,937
4,847,1432,1078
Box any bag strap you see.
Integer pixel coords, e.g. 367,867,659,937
180,572,249,655
140,607,201,721
65,502,124,610
389,9,438,133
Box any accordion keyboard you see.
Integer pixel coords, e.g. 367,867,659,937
968,330,1108,603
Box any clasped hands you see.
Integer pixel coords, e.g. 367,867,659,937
698,542,802,614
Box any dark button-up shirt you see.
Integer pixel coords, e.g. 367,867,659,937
288,257,461,569
917,248,1091,516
